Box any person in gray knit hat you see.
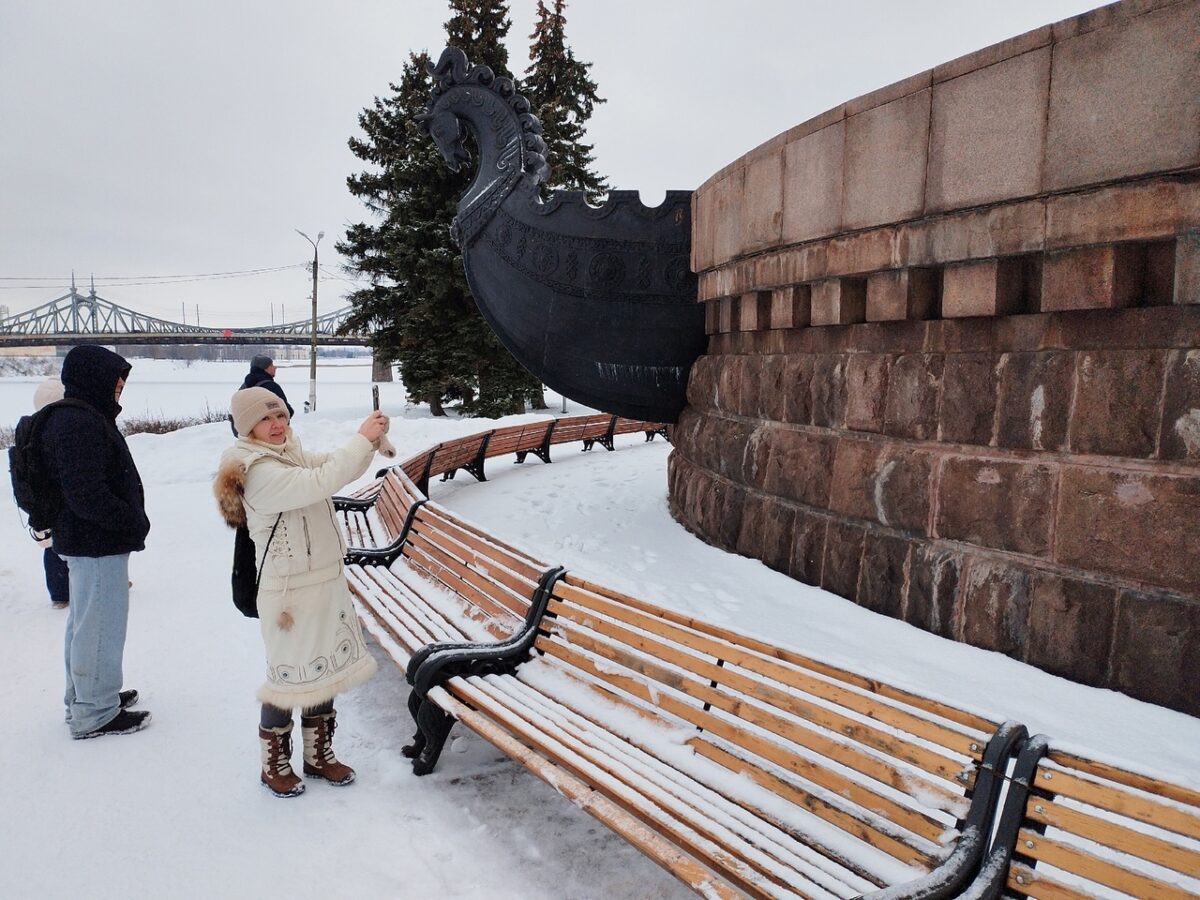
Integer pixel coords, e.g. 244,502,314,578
216,386,388,797
230,353,293,436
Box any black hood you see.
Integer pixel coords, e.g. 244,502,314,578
61,345,131,419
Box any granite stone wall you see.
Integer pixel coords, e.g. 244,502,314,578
672,0,1200,715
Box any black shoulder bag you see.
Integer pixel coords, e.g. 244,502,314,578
231,514,282,619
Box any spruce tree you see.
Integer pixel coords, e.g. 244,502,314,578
340,5,545,417
524,0,608,200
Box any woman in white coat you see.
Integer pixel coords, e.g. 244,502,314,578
215,386,388,797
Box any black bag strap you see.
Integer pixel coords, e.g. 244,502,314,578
255,513,284,588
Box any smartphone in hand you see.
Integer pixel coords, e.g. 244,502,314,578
372,384,380,411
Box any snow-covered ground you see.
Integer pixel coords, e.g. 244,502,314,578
2,359,1198,899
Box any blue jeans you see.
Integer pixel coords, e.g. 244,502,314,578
61,554,130,735
44,548,70,605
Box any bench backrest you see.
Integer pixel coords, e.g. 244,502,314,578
990,741,1200,898
531,574,1000,893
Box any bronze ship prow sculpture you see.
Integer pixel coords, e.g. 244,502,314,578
418,47,704,423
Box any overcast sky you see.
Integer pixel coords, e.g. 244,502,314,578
1,0,1101,327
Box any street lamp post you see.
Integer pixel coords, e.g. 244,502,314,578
296,229,324,412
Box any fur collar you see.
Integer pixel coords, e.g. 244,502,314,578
213,455,251,528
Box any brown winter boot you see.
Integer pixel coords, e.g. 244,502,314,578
259,724,305,798
301,710,356,785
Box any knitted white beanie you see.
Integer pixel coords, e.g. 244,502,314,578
230,387,289,437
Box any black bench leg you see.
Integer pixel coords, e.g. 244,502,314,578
400,691,426,759
412,700,455,776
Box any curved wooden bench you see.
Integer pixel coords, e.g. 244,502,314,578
966,737,1200,898
407,574,1023,899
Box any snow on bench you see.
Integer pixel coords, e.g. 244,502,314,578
966,736,1200,898
406,573,1022,899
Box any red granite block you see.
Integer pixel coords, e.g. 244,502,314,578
741,150,784,255
866,268,937,322
942,258,1024,318
1159,349,1200,459
789,510,828,587
782,122,845,245
770,285,812,330
811,278,868,326
1056,467,1200,595
936,457,1057,557
857,532,912,619
809,355,847,428
829,439,933,535
755,425,835,508
938,353,1000,445
1176,230,1200,305
1109,590,1200,716
883,353,944,440
843,89,931,231
1024,573,1118,686
995,351,1075,451
959,559,1031,655
904,544,962,639
1041,244,1144,312
738,291,772,332
1044,1,1200,191
1046,179,1198,249
821,519,866,603
1069,349,1166,458
843,353,893,433
781,355,816,425
736,494,796,574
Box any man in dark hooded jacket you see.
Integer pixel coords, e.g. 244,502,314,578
39,345,152,739
229,354,293,435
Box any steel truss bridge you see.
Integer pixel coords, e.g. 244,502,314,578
0,286,367,348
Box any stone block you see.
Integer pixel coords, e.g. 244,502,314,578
843,354,893,433
842,89,931,231
781,122,845,245
709,478,746,553
717,297,737,334
1159,349,1200,460
757,355,788,423
938,353,1000,445
933,25,1052,83
899,200,1046,267
808,355,847,429
811,278,867,326
857,532,911,619
738,291,773,332
904,544,961,638
742,150,784,255
1040,245,1145,312
789,510,828,586
704,299,718,335
684,355,717,410
736,494,796,574
1056,467,1200,595
926,47,1050,213
866,269,937,322
1044,2,1200,191
942,258,1024,318
710,168,745,270
754,426,835,508
936,457,1056,557
770,285,811,330
995,351,1075,451
781,355,816,425
1109,590,1200,716
959,559,1031,656
826,227,897,278
1045,179,1198,249
1024,573,1118,686
829,439,933,535
883,353,944,440
821,519,866,603
1145,239,1177,306
1176,230,1200,305
1069,350,1166,458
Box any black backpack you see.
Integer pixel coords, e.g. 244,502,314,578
231,514,282,618
8,399,96,533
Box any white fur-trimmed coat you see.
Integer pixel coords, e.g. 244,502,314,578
214,431,377,708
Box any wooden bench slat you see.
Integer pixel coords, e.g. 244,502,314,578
538,638,952,846
425,684,747,900
1048,750,1200,810
1025,795,1200,880
555,580,986,762
552,583,976,782
447,674,857,899
542,611,968,824
430,506,545,576
564,576,997,735
350,566,464,647
1035,764,1200,843
1005,862,1086,899
1016,826,1196,900
401,538,528,627
409,520,539,602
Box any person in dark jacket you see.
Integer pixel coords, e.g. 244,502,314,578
230,355,293,435
39,345,152,739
